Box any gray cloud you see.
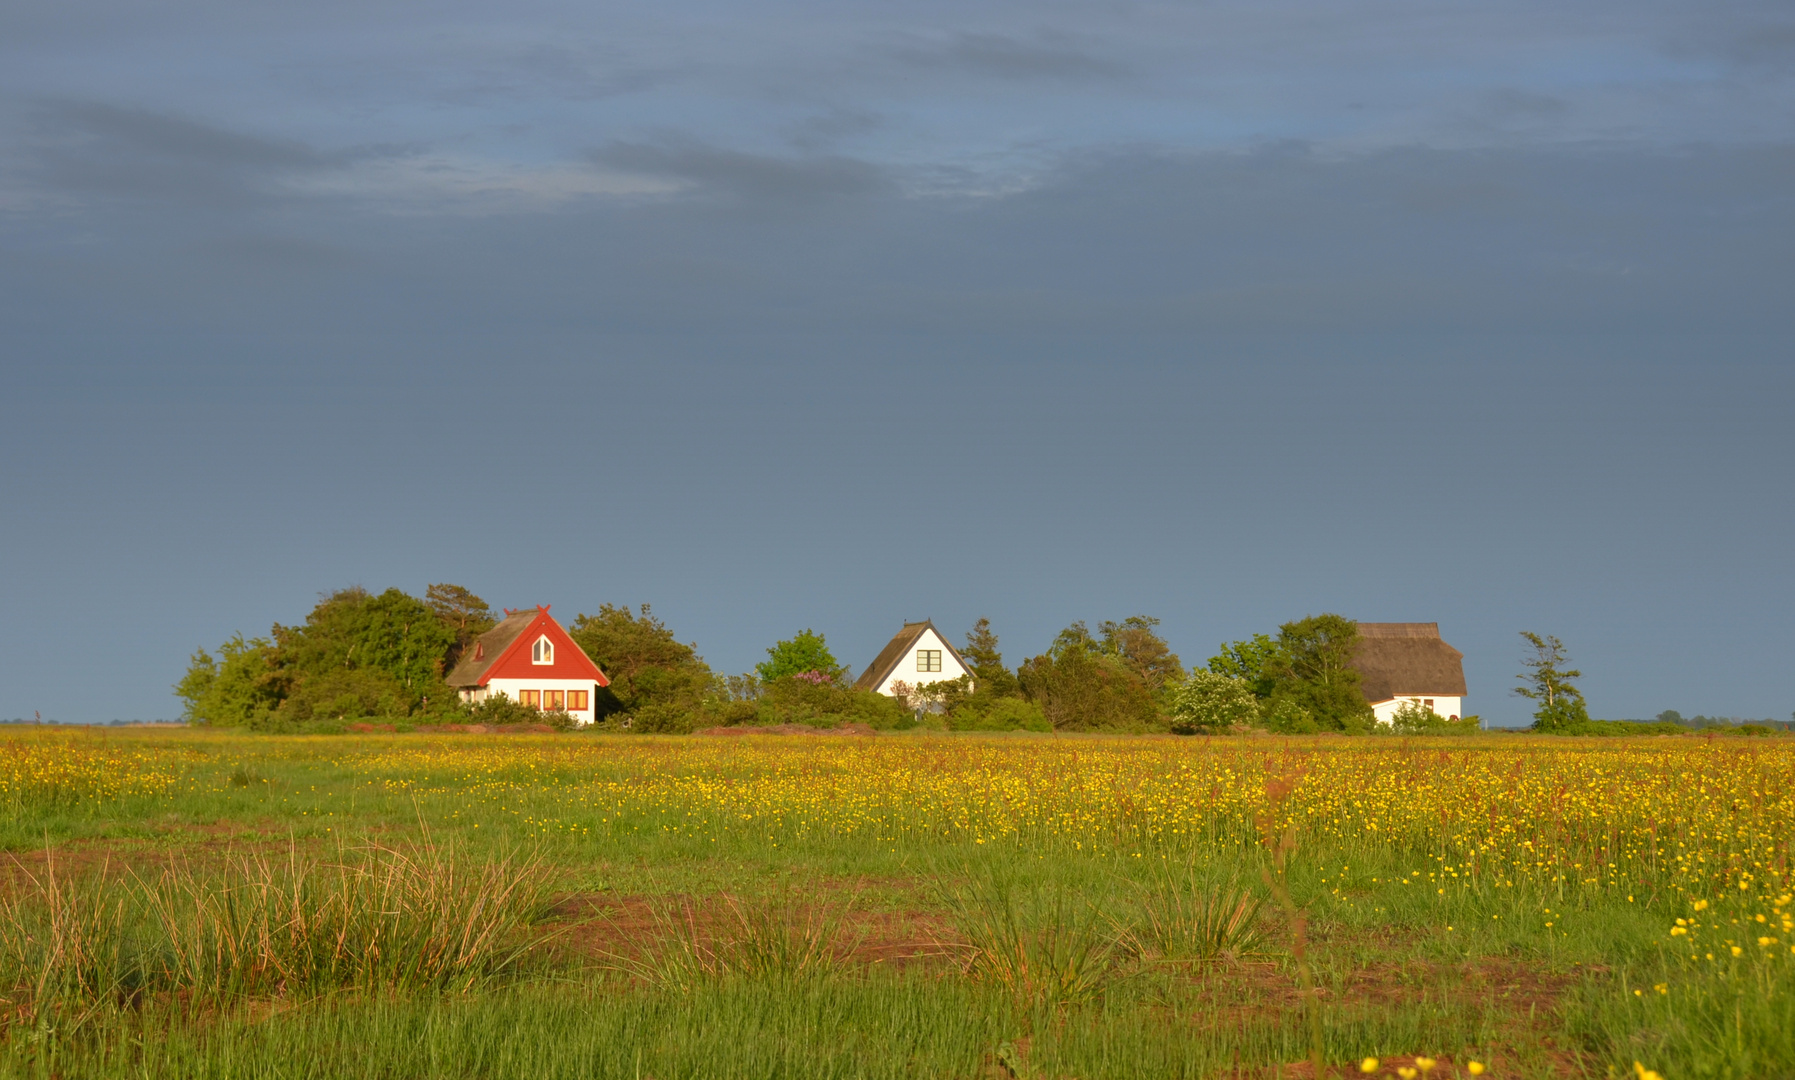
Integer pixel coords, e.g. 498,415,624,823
588,140,892,202
884,31,1129,82
24,101,408,206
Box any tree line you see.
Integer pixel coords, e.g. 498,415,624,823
175,584,1785,735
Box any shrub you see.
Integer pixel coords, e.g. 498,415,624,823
756,677,910,729
1166,671,1259,734
1261,698,1320,734
947,696,1050,732
1385,700,1482,735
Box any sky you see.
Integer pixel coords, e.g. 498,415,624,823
2,0,1792,726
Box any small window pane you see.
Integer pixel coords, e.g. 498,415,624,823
917,649,942,673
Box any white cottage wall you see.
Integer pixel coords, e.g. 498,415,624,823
874,627,971,696
1371,696,1465,725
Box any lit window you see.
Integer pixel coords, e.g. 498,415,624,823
544,690,565,711
518,690,540,708
532,637,554,664
567,690,589,711
917,649,942,673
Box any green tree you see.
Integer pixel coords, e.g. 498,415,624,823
1514,631,1590,732
1166,670,1259,734
1207,633,1279,698
1018,622,1162,731
756,629,843,684
1097,616,1185,695
961,618,1021,698
270,587,458,717
1262,614,1373,733
425,583,495,669
569,603,714,718
174,634,280,726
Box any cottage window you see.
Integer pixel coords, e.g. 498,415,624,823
474,642,484,661
1424,698,1434,709
917,649,942,673
544,690,565,711
518,690,541,708
532,637,554,664
568,690,589,711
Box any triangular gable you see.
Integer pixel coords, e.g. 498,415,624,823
853,620,973,691
448,607,608,687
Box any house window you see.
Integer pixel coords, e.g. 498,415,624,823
544,690,565,711
567,690,589,711
518,690,541,708
917,649,942,673
1424,698,1435,709
532,637,553,664
474,642,484,660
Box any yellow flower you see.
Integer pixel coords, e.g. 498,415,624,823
1758,936,1775,947
1731,945,1743,957
1693,899,1710,911
1653,983,1668,994
1466,1064,1486,1076
1360,1058,1380,1074
1397,1069,1417,1080
1415,1058,1436,1073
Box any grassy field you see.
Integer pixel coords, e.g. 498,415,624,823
0,727,1789,1079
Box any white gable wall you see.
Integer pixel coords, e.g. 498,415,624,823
872,626,971,696
1371,695,1465,726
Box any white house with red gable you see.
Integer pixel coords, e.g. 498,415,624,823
446,606,610,726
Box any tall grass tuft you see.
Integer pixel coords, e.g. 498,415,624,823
0,840,552,1030
1116,868,1268,964
939,876,1113,1007
611,888,859,988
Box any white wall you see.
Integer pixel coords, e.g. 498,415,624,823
1371,696,1465,725
467,678,602,726
873,626,971,696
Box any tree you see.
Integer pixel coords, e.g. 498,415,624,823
1018,622,1162,731
1514,631,1589,732
1167,671,1259,734
1262,614,1373,733
756,629,843,684
1207,633,1279,698
962,618,1021,698
425,583,495,669
1097,616,1185,695
269,587,458,718
569,604,713,717
174,634,280,725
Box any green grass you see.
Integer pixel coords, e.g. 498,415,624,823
0,727,1788,1078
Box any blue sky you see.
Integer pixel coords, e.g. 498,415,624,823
2,0,1792,725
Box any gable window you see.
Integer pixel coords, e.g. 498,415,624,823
567,690,589,711
518,690,541,708
544,690,565,711
917,649,942,673
474,642,484,661
532,637,554,665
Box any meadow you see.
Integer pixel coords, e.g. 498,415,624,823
0,727,1788,1079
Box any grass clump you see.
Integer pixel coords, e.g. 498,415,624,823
0,839,551,1031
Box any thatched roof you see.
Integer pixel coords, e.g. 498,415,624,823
444,610,538,687
1350,623,1467,703
853,620,971,692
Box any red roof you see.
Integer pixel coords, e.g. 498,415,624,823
445,606,608,687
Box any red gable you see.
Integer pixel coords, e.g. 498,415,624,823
477,607,609,686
